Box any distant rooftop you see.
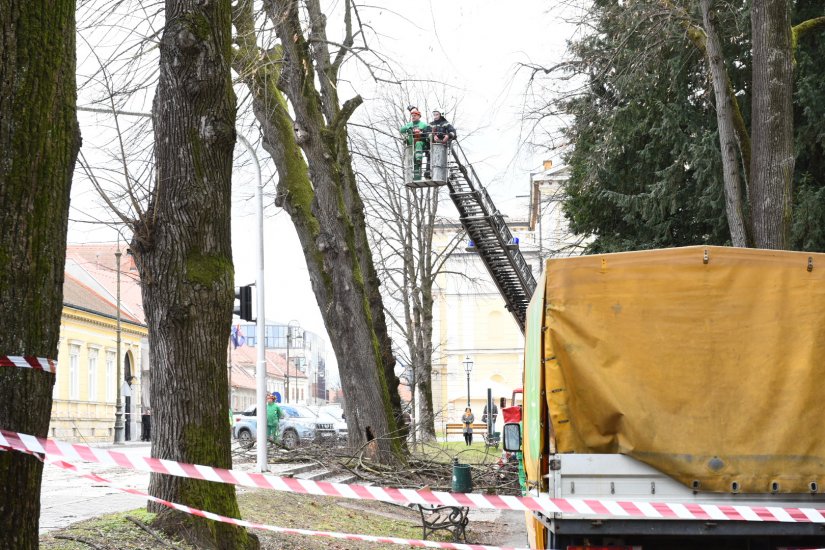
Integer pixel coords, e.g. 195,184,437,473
65,243,145,324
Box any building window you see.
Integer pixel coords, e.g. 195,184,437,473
88,349,99,401
69,345,80,400
241,324,256,346
106,351,116,402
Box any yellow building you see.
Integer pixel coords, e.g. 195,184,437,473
430,222,529,433
51,245,148,443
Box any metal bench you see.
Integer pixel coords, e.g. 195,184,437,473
415,503,470,542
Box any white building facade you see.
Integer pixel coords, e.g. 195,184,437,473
428,159,579,434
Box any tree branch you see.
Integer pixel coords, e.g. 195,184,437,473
333,95,363,131
792,16,825,45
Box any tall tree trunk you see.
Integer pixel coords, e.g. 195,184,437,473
0,1,79,547
700,0,751,247
750,0,795,249
232,0,405,462
130,1,256,548
410,189,438,440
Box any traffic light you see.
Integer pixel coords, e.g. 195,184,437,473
234,285,253,321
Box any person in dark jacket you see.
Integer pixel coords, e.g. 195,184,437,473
429,110,456,145
140,406,151,441
482,402,498,425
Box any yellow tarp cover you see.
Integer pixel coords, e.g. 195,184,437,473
545,246,825,494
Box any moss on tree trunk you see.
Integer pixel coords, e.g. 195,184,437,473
0,1,80,547
232,0,406,462
129,1,257,548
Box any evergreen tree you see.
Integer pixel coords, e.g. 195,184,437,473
557,0,825,253
790,0,825,251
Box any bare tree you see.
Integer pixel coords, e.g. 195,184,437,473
0,1,80,547
698,0,751,247
351,95,463,441
106,0,257,546
232,0,406,461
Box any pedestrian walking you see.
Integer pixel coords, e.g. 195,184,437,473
461,407,475,446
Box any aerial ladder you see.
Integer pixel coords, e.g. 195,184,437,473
403,142,537,332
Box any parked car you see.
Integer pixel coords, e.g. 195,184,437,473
318,404,344,421
232,404,336,449
305,406,348,443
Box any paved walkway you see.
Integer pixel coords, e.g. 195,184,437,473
39,441,152,533
468,507,529,548
39,442,326,533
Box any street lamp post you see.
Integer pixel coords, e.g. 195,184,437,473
285,320,300,403
113,247,125,443
285,326,290,403
463,355,473,408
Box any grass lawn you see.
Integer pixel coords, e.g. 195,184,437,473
409,439,502,465
39,489,511,549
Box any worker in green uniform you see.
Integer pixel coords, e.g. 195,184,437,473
399,107,430,180
266,391,282,444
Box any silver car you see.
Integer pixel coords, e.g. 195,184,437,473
305,406,348,443
232,404,337,449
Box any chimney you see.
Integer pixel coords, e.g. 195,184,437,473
543,160,553,170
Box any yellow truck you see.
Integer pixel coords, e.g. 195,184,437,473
504,246,825,549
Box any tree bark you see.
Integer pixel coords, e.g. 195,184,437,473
700,0,751,247
232,0,405,462
409,189,438,440
750,0,795,249
0,1,80,547
130,1,256,548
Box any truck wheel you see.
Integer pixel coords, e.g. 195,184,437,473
238,429,254,449
282,429,299,450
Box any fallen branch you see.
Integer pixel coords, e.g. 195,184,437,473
125,515,179,549
53,534,103,549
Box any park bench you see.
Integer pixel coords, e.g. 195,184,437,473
415,503,470,542
444,423,487,437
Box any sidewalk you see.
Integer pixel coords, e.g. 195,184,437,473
39,439,153,533
469,508,529,548
92,440,152,449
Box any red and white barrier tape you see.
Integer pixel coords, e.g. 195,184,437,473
0,355,56,374
3,429,825,524
41,454,526,550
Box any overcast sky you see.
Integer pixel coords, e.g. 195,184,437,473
68,1,576,383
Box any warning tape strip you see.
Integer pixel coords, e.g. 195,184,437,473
3,429,825,524
39,453,526,550
0,355,56,374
